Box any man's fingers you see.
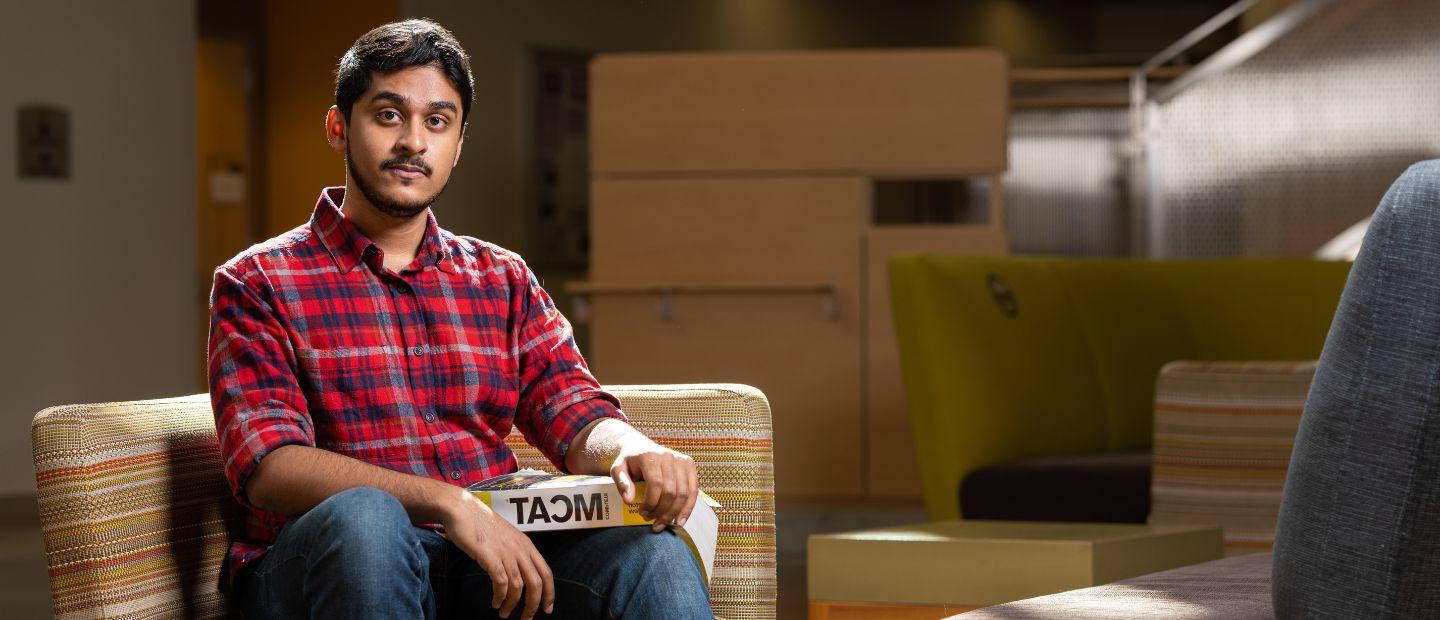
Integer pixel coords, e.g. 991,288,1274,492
611,463,636,504
480,554,509,610
677,462,699,528
532,547,556,615
499,557,524,618
472,549,506,612
664,461,694,531
518,554,544,620
647,461,678,531
640,458,666,516
617,451,702,530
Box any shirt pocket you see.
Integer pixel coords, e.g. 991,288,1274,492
295,345,412,421
294,345,420,467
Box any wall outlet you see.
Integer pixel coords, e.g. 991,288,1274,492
18,105,69,179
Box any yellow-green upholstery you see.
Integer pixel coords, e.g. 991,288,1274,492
888,255,1350,521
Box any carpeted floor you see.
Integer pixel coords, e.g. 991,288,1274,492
0,497,50,618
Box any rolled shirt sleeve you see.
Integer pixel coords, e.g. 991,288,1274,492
208,265,316,510
511,260,628,472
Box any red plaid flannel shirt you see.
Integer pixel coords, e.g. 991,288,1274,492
208,187,626,583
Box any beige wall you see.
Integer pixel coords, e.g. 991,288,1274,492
0,0,197,496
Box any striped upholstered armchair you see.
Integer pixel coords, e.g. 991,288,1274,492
31,384,776,619
1147,361,1315,554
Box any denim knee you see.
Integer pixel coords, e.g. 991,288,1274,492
618,529,710,617
243,487,435,618
307,487,420,564
627,529,705,585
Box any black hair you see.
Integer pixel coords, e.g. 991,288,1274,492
335,19,474,126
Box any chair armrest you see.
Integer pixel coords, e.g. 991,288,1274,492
506,383,776,619
1149,361,1315,553
31,394,235,619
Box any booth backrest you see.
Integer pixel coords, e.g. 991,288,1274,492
889,255,1350,520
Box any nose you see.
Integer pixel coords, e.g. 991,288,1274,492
394,119,426,156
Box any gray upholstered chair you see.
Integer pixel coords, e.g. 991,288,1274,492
1273,160,1440,617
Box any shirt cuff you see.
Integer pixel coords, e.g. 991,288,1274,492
541,394,628,473
222,408,315,510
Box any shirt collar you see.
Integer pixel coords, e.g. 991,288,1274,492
311,187,457,275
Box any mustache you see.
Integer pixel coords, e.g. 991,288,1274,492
382,156,432,176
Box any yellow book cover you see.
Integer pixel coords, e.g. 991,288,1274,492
467,469,721,583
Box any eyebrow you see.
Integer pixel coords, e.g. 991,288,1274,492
370,90,458,114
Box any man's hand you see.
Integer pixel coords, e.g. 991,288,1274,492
609,441,699,533
441,490,555,619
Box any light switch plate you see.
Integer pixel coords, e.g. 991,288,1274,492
18,105,69,179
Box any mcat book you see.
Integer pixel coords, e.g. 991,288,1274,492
467,469,721,583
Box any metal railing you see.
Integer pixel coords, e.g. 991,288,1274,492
1126,0,1341,256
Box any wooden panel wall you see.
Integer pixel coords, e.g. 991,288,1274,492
262,0,396,234
591,50,1009,176
590,178,868,496
587,50,1009,498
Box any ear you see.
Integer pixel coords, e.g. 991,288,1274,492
452,132,464,167
325,106,347,153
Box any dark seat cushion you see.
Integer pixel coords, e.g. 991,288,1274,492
960,451,1151,523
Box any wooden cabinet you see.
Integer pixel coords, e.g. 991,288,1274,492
590,50,1010,176
583,50,1010,498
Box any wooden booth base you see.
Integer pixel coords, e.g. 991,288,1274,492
809,600,981,620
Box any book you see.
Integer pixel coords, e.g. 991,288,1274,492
467,468,721,583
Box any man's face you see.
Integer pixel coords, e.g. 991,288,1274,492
330,64,464,219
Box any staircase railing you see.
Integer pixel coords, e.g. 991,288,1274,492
1126,0,1341,256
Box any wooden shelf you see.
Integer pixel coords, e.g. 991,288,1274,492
565,281,835,296
1012,97,1129,109
565,280,842,322
1010,65,1190,83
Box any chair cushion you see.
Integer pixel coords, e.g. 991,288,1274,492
960,452,1151,523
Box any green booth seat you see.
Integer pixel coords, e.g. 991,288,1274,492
888,255,1351,522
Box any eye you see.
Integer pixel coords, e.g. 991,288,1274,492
376,110,401,123
427,116,449,129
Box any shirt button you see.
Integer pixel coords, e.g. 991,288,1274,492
423,413,436,422
410,345,425,356
450,470,462,480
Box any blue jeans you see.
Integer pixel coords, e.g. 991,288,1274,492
236,487,712,619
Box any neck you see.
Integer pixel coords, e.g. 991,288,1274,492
339,182,427,271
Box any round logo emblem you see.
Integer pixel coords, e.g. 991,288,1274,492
987,273,1018,318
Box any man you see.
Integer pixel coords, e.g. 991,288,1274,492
209,19,711,619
